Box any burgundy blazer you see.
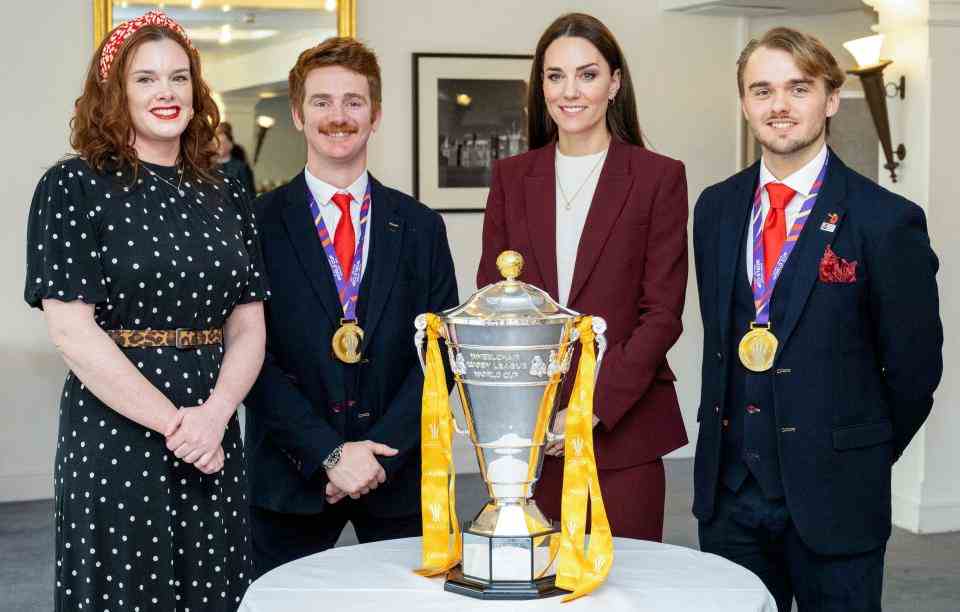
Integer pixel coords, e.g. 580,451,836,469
477,139,689,469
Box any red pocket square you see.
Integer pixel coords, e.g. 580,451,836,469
819,245,858,283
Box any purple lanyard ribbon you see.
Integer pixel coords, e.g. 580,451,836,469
750,154,829,324
307,183,371,320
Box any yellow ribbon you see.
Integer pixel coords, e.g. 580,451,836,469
555,316,614,602
414,314,462,577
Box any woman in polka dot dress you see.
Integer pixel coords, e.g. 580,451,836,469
23,11,267,611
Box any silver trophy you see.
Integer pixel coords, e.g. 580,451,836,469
415,251,606,600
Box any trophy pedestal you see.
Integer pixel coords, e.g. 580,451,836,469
444,565,564,600
444,509,565,600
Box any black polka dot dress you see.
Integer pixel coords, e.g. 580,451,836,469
24,157,270,611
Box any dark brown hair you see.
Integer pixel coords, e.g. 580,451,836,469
737,27,846,97
289,37,382,121
527,13,643,150
71,26,221,182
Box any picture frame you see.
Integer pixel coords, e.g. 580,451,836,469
412,53,534,212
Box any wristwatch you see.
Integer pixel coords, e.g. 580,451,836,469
322,443,344,470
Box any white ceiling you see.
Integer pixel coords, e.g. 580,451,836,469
660,0,871,17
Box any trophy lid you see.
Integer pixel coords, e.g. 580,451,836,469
442,251,579,325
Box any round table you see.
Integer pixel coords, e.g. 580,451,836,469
239,537,776,611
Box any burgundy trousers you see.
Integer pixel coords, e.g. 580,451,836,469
533,456,666,541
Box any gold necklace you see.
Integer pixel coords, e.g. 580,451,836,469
145,162,185,197
556,149,607,211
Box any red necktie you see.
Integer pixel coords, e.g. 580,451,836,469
331,192,355,277
762,183,796,282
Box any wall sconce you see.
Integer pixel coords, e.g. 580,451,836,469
254,115,276,165
843,34,906,182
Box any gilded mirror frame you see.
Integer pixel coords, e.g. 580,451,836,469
93,0,356,45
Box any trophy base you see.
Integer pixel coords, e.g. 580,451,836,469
447,511,563,600
444,565,566,600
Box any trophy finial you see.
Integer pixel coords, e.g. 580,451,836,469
496,251,523,281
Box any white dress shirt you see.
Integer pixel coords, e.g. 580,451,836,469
304,167,372,279
746,144,828,282
556,147,607,306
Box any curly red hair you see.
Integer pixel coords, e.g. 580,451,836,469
71,26,221,182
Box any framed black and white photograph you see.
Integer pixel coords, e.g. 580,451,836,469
413,53,533,212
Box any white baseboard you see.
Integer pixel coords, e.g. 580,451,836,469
0,472,53,503
892,492,960,534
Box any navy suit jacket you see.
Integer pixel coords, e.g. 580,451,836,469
692,152,942,555
244,172,458,517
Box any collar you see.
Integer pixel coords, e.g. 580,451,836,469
759,143,828,197
303,166,369,207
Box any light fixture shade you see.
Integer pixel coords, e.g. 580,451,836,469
844,34,885,69
256,115,277,129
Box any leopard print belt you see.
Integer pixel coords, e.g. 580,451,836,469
106,328,223,350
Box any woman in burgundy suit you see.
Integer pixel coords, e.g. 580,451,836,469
476,13,688,540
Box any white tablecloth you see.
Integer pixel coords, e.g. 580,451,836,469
239,537,776,612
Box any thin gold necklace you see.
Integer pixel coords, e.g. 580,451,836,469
556,149,607,211
145,162,185,197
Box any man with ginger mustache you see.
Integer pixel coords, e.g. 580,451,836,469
692,27,941,611
244,37,457,575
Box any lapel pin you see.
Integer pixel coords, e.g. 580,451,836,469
388,220,401,231
820,212,839,233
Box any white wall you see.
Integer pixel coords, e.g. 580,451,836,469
359,0,744,466
0,3,91,502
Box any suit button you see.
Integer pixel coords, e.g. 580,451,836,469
722,419,729,427
716,352,723,362
714,404,720,414
746,404,760,414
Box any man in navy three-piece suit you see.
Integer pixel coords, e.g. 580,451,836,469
244,38,457,576
693,28,942,611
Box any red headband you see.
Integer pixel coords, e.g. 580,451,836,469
99,10,195,82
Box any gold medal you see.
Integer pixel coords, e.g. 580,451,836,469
738,323,778,372
332,319,364,364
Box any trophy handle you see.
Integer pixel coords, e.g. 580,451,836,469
451,418,470,436
415,314,469,437
413,314,428,373
592,316,608,384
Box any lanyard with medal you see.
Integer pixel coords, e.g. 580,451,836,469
308,184,372,364
738,154,829,372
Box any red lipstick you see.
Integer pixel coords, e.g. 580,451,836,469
150,106,182,120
